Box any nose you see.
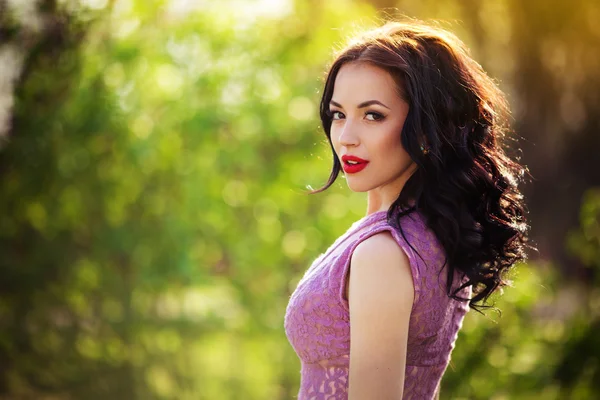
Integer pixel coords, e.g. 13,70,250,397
337,120,359,147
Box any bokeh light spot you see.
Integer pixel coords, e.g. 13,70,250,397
322,193,348,219
222,180,248,207
155,64,184,95
282,230,307,258
288,96,314,121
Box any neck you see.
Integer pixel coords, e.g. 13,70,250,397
365,166,417,215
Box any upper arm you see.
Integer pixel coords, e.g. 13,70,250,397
347,231,415,400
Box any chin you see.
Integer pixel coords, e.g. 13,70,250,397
345,178,372,193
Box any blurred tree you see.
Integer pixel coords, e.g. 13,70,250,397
506,0,600,277
557,188,600,397
0,0,375,398
0,0,598,399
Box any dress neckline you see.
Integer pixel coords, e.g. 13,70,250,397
314,211,388,264
347,210,389,234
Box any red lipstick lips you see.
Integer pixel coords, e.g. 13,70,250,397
341,155,369,174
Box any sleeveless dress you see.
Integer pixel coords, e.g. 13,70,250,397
283,208,472,399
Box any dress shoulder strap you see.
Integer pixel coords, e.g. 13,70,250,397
336,211,442,313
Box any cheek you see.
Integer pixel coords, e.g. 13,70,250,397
379,127,412,166
379,128,404,153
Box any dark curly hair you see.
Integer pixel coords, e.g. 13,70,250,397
310,20,531,311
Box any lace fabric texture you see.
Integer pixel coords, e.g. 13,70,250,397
284,210,471,399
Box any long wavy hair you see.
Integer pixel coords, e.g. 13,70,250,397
310,21,531,310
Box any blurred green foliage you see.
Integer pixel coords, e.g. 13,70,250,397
0,0,598,399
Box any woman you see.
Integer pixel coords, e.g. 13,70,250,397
284,20,529,399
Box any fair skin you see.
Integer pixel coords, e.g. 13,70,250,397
329,61,416,399
329,62,417,215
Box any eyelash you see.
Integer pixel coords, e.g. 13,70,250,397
326,110,385,121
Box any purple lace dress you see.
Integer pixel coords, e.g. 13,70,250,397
284,209,471,399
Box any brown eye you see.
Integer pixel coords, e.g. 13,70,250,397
365,111,384,121
331,111,345,120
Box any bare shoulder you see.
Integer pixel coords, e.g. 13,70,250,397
352,230,408,267
349,230,414,305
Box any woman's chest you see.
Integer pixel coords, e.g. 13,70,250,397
284,243,354,362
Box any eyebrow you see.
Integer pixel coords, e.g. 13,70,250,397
329,99,391,110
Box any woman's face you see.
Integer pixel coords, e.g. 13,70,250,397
329,61,416,194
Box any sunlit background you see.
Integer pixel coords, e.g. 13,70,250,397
1,0,599,399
